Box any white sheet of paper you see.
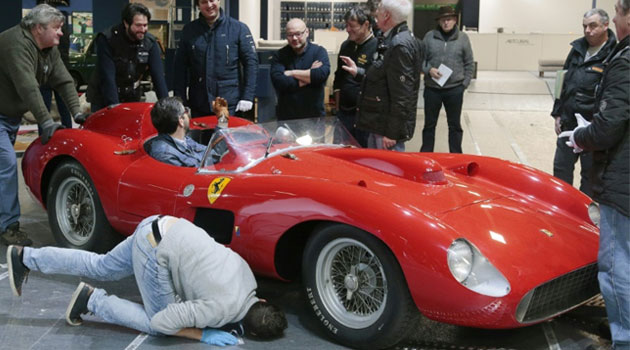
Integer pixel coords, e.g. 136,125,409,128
432,64,453,87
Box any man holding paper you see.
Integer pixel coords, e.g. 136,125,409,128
420,6,473,153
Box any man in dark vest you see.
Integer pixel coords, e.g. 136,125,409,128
87,3,168,112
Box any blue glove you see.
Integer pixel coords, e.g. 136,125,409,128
200,328,238,346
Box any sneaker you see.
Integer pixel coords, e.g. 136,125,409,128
65,282,94,326
0,223,33,246
6,245,30,296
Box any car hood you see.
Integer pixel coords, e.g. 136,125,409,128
440,197,598,285
272,147,507,215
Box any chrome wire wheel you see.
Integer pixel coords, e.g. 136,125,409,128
315,237,387,328
55,177,96,246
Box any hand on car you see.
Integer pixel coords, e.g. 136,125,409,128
558,113,591,153
40,119,65,145
74,112,90,125
200,328,238,346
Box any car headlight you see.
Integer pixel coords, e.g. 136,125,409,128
447,238,511,297
447,240,473,282
588,202,600,227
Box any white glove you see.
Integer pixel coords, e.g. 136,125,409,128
558,113,591,153
235,100,253,112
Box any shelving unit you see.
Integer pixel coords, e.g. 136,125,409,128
278,1,364,40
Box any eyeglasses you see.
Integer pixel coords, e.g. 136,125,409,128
180,107,191,118
286,29,306,39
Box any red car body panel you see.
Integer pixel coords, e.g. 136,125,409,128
22,103,599,329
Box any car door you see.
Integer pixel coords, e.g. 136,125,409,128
117,154,196,226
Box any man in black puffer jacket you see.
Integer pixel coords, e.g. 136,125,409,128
563,1,629,348
355,0,422,151
551,8,617,196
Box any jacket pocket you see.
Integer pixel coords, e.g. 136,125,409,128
217,79,239,104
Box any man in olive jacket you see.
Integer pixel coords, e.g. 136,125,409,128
0,4,84,246
355,0,422,151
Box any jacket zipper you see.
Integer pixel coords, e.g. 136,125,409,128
226,45,229,65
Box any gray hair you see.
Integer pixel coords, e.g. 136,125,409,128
380,0,412,24
621,0,630,15
21,4,65,30
584,8,609,24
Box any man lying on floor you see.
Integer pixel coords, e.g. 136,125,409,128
7,215,287,346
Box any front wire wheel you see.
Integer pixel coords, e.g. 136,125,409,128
316,238,387,328
303,224,418,349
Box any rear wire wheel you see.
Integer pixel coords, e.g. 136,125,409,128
46,161,119,252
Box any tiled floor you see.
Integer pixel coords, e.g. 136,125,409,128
0,71,606,350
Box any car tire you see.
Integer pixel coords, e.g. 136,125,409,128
47,161,119,252
302,224,418,349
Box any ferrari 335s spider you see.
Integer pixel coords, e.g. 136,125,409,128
22,103,601,349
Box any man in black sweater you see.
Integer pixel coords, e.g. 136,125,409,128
333,6,377,147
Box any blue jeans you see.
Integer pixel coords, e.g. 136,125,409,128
598,204,630,349
0,116,21,232
367,133,405,152
23,215,175,335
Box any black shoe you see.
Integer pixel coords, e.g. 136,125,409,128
598,319,611,340
7,245,30,296
65,282,93,326
0,223,33,246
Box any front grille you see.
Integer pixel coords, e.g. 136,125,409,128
516,263,599,323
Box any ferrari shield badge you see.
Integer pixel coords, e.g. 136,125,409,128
207,177,231,204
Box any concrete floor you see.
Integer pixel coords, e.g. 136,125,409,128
0,71,607,350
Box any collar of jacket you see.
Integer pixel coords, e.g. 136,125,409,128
571,28,617,58
605,35,630,64
432,25,459,41
200,8,225,30
386,21,409,40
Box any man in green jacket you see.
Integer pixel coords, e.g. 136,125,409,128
0,4,86,246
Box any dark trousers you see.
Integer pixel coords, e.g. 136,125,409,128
337,109,368,147
40,86,73,134
554,136,593,197
421,85,465,153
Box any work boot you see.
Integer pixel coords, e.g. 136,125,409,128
0,223,33,246
7,245,30,296
65,282,94,326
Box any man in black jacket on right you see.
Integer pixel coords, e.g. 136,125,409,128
354,0,422,151
562,1,629,348
551,8,616,196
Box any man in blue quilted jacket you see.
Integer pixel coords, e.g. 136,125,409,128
174,0,258,117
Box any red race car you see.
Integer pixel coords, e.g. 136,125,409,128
22,103,601,349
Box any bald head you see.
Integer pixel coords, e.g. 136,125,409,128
285,18,309,53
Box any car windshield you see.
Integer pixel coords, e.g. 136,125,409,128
198,117,359,173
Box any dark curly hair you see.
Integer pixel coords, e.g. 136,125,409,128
242,301,288,339
122,2,151,25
